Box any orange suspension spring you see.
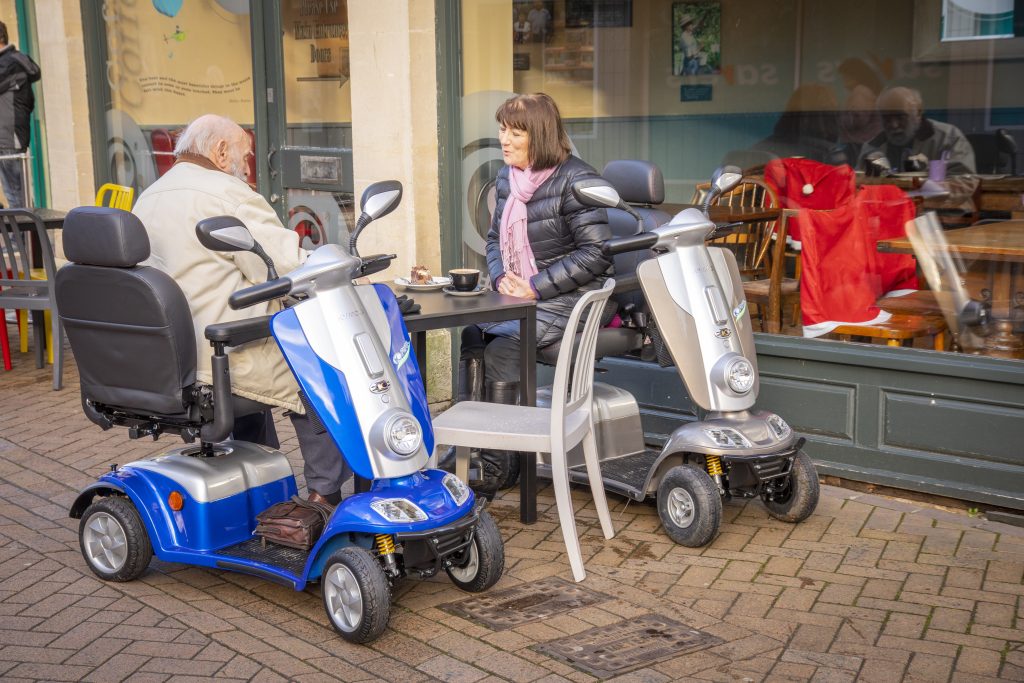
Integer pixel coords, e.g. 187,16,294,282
706,455,724,477
375,534,396,556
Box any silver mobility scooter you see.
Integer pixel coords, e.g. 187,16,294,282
538,165,819,546
57,183,503,643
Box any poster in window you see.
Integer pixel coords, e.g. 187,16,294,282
672,1,721,76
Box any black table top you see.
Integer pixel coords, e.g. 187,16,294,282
395,286,536,331
3,207,67,227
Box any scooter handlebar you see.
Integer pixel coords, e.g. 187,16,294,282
602,232,659,256
229,277,293,310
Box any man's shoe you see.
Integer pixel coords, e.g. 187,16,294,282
307,490,338,507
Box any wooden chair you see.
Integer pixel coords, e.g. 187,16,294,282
832,315,947,350
432,280,617,582
95,183,135,210
691,180,800,333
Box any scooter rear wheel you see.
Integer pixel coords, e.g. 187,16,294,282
761,450,820,523
657,465,722,547
447,509,504,592
321,547,391,644
79,496,152,582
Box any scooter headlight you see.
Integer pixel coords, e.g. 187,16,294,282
724,357,755,395
385,413,422,456
703,427,752,448
442,473,471,506
370,498,428,523
766,414,791,439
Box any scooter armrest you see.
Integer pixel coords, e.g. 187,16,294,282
204,316,273,347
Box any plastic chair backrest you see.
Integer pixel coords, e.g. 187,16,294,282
0,210,57,286
95,183,135,211
548,278,616,437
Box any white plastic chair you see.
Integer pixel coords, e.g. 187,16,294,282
432,278,617,582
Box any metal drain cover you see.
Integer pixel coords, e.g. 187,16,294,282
533,614,722,678
438,576,610,630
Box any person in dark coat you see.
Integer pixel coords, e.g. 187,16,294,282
457,92,614,496
0,20,40,208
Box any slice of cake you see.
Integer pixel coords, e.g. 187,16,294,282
410,265,432,284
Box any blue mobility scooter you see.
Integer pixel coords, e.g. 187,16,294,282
58,181,504,643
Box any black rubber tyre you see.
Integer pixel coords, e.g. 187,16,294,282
657,465,722,547
79,496,153,582
321,547,391,644
447,510,505,592
761,450,820,523
497,452,521,490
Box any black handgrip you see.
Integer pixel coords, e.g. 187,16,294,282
228,277,292,310
602,232,658,256
709,222,743,240
360,253,396,277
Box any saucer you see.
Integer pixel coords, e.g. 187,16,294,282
443,285,486,297
394,276,452,292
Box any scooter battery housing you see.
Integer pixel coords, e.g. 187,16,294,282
536,382,646,468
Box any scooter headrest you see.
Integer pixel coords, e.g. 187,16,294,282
602,160,665,206
63,206,150,267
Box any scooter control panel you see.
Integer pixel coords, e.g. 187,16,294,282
354,332,385,378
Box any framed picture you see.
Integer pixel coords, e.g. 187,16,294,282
513,0,556,44
672,1,721,76
912,0,1024,62
565,0,633,28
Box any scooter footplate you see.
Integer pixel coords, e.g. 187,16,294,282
219,538,309,576
567,449,660,501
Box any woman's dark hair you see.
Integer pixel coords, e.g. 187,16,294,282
495,92,572,170
0,22,8,46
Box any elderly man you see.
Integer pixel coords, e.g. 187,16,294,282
859,86,975,175
132,114,348,506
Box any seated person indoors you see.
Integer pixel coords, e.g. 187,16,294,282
859,86,976,175
132,114,349,506
457,93,615,496
751,84,849,166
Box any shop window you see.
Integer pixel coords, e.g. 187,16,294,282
457,0,1024,361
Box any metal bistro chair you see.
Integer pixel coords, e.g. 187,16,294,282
0,209,63,389
432,279,617,582
95,183,135,210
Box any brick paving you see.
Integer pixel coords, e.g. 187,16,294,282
1,339,1022,682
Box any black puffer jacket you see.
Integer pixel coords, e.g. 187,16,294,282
485,155,613,346
0,45,40,151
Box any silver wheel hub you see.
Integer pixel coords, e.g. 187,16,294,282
447,539,480,583
666,487,696,528
83,512,128,573
324,564,363,632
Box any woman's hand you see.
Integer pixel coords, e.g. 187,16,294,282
497,272,537,300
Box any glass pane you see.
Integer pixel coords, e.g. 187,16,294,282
279,1,354,249
102,1,254,194
458,0,1024,361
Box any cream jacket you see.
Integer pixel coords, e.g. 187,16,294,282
133,162,307,412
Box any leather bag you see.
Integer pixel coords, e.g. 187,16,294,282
254,496,334,550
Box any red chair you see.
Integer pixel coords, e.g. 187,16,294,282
150,128,177,178
1,307,11,370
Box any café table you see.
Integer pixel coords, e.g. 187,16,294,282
396,285,541,524
877,220,1024,358
10,207,67,267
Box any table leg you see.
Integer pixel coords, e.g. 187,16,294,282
519,308,537,524
414,330,428,389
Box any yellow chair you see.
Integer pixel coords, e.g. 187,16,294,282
95,183,134,210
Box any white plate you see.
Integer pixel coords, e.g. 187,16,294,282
443,285,486,297
394,276,452,292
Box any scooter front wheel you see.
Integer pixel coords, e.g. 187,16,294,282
761,450,820,523
447,509,505,592
79,496,152,582
657,465,722,547
321,547,391,644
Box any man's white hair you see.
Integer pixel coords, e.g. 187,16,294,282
174,114,243,156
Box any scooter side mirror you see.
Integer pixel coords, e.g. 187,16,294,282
711,165,743,196
196,216,256,252
571,178,622,209
196,216,279,280
360,180,403,221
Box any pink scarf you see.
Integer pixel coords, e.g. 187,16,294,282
499,165,555,280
